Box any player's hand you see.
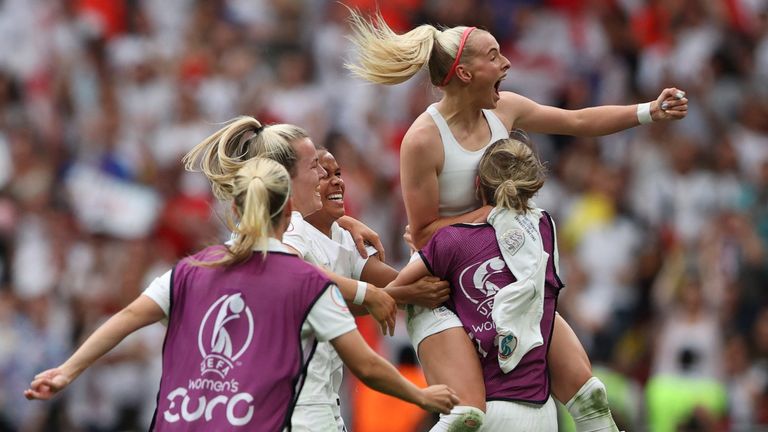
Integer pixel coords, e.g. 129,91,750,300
338,216,385,261
418,384,460,414
24,368,72,400
652,87,688,121
408,276,450,309
363,286,397,336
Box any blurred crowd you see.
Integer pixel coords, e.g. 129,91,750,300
0,0,766,431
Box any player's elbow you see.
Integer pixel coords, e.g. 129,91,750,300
410,227,432,251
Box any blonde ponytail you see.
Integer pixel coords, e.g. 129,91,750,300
494,180,520,211
183,116,261,200
183,116,307,201
478,138,546,213
201,158,292,267
345,9,477,86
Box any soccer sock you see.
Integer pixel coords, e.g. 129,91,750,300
565,377,619,432
429,405,484,432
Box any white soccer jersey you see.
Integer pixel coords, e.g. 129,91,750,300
331,221,379,262
284,212,369,279
282,212,369,418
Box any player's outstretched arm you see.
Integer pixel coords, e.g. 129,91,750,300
24,295,165,400
502,87,688,137
330,329,459,413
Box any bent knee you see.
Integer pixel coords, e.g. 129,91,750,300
439,406,485,432
566,376,611,416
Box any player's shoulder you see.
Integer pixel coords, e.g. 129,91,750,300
278,253,332,283
286,211,311,236
432,222,490,244
402,112,440,153
494,91,533,126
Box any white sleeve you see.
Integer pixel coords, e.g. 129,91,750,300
142,269,172,317
550,216,561,276
303,284,357,342
282,214,311,259
340,229,371,280
350,251,370,280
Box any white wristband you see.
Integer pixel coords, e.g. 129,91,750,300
353,281,367,305
636,102,653,125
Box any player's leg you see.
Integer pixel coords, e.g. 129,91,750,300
409,306,485,432
549,313,618,432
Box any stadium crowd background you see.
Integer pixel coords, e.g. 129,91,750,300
0,0,767,431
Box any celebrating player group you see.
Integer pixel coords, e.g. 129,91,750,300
25,8,686,432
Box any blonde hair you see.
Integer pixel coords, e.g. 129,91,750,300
204,158,292,267
478,138,546,213
345,10,478,86
183,116,308,200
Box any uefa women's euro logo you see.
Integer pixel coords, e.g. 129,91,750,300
198,293,254,378
458,256,507,317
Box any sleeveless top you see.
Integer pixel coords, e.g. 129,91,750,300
150,246,331,431
419,213,564,403
426,104,509,217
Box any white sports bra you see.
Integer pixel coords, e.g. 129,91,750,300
427,104,510,217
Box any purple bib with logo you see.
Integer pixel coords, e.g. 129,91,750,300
420,213,563,403
150,246,330,431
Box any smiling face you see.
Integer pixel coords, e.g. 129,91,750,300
317,150,346,220
304,150,345,234
459,31,510,108
289,137,325,217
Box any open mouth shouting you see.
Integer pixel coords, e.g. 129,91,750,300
494,74,505,97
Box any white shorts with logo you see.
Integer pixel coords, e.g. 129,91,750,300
480,397,557,431
406,304,464,352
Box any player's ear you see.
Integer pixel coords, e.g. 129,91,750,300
455,64,472,84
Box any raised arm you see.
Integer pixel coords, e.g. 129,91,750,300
330,329,459,414
24,295,165,400
401,125,491,250
500,87,688,137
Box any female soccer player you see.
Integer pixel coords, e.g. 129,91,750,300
391,137,562,430
305,147,448,306
346,11,687,431
182,118,449,431
24,157,459,431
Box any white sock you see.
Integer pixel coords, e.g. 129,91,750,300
565,377,619,432
429,405,484,432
